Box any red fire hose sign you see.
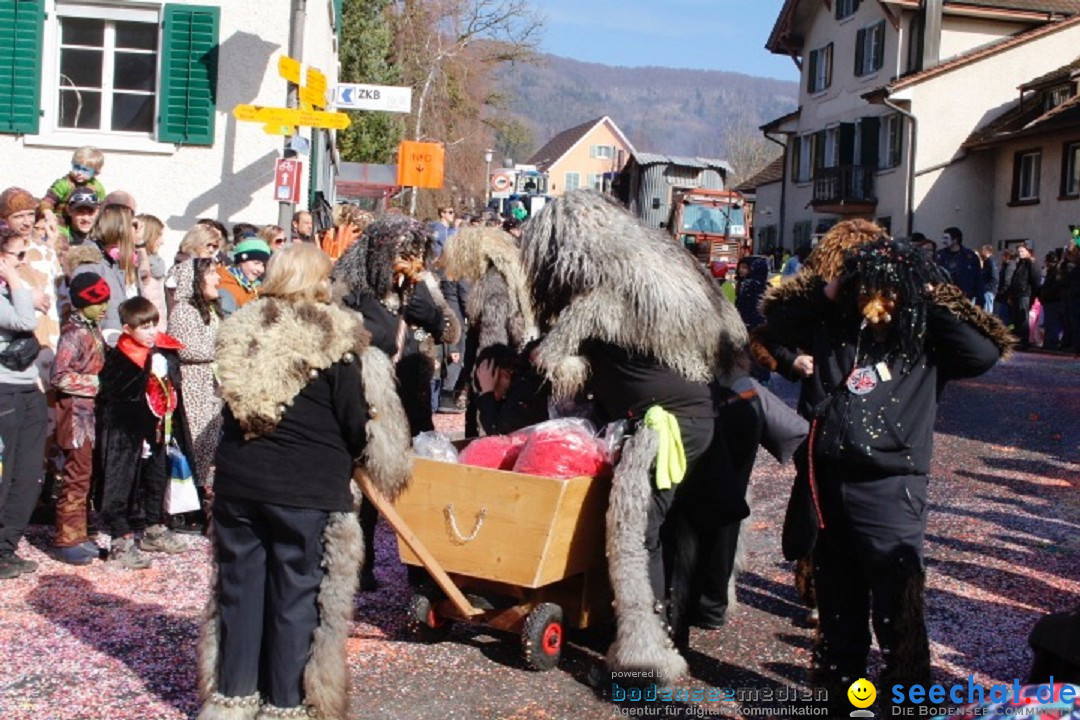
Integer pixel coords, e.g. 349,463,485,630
274,158,302,204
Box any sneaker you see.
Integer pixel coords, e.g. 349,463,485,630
52,545,94,566
108,537,152,570
139,524,187,554
0,555,23,579
79,540,103,559
7,554,38,575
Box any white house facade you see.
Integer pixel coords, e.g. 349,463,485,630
0,0,344,256
760,0,1080,254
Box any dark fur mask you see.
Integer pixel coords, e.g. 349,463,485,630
331,214,434,297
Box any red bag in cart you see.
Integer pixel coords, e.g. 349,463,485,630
512,420,611,479
458,433,530,470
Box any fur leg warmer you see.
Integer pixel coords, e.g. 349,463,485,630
301,511,363,720
605,428,688,683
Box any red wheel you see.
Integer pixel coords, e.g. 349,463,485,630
522,603,564,671
407,593,451,641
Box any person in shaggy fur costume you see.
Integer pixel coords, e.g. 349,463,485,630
330,214,460,590
756,229,1012,716
518,190,748,684
196,244,412,720
439,225,539,436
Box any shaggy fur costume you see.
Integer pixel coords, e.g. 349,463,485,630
605,428,688,682
199,299,411,720
441,226,538,350
519,191,747,681
519,190,747,399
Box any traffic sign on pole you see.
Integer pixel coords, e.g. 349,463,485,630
397,141,445,189
335,84,412,113
274,157,303,204
233,104,350,130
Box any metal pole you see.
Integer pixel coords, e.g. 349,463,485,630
278,0,306,232
484,158,491,205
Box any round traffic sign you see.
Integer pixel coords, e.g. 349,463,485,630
490,172,512,192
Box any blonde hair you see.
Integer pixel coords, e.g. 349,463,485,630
259,243,332,304
179,224,220,258
257,224,285,246
137,213,164,254
90,203,137,286
72,146,105,172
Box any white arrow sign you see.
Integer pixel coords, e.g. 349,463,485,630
335,84,412,113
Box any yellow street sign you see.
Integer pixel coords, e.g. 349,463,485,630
299,85,327,107
263,123,296,136
278,55,301,83
233,104,350,130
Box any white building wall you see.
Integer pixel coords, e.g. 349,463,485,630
939,16,1028,60
0,0,340,261
906,22,1080,246
990,139,1078,254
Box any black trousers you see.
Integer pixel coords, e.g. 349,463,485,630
1010,295,1032,348
101,439,168,537
813,473,930,685
212,496,328,708
0,387,47,555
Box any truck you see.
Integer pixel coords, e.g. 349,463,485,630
488,166,551,219
666,188,752,266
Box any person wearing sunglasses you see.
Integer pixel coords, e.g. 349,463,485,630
40,146,106,225
0,224,48,580
257,224,287,252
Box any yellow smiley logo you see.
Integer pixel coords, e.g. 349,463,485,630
848,678,876,708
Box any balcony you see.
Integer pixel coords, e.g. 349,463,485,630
812,165,877,215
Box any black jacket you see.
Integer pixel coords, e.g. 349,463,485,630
1008,257,1041,300
474,368,549,436
761,281,1001,478
215,359,368,512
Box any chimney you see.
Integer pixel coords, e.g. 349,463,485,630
921,0,943,69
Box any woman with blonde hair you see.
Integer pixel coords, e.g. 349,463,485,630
256,224,287,253
70,203,139,341
197,242,411,720
136,213,168,332
166,223,223,313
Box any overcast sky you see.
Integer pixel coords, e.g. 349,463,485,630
537,0,798,81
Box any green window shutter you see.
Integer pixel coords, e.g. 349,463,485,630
159,4,219,145
0,0,45,134
333,0,343,44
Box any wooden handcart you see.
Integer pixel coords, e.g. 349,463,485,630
358,455,612,671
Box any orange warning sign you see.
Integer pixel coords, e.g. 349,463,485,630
397,141,445,189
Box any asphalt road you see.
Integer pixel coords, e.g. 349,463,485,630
0,350,1077,720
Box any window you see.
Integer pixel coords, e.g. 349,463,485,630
590,145,614,159
1046,85,1073,112
1062,141,1080,197
564,172,581,191
792,133,816,183
824,126,839,168
587,173,602,190
807,44,833,93
836,0,860,20
0,3,221,146
855,20,886,77
793,221,813,249
880,114,903,169
1012,150,1041,202
57,15,158,133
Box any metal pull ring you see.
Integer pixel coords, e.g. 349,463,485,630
444,503,486,544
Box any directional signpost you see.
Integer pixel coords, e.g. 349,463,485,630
335,84,412,113
232,55,348,136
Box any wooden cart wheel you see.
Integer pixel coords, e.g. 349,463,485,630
407,593,451,640
521,603,564,671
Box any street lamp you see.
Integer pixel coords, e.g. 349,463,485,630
484,148,494,207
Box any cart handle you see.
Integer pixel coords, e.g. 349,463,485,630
356,471,484,618
445,504,486,544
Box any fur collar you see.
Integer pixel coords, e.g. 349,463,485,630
63,243,103,277
216,299,372,437
759,273,1014,357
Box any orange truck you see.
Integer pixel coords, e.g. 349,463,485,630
667,188,752,266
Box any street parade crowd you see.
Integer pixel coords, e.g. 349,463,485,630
1,146,1078,719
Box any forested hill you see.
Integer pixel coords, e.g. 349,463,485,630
496,53,799,160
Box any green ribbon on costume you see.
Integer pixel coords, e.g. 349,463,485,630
643,405,686,490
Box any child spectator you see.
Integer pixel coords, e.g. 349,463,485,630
41,146,106,222
50,273,110,565
217,237,270,314
96,296,192,569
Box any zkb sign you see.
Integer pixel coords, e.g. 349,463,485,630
335,84,412,113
